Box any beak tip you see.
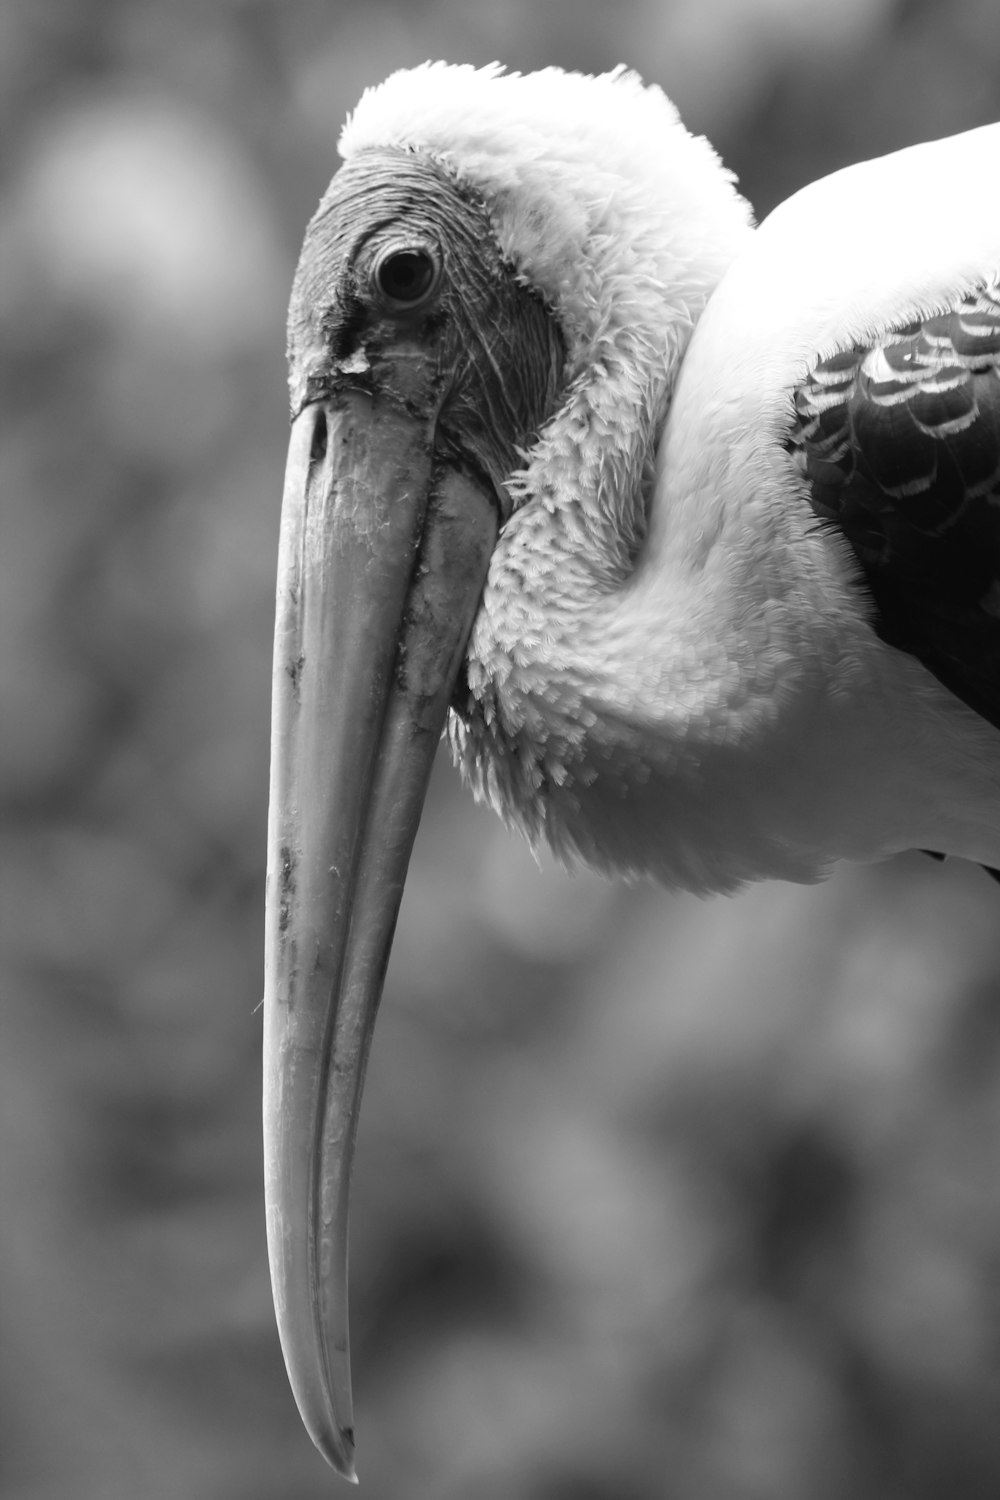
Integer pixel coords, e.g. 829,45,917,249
313,1424,357,1483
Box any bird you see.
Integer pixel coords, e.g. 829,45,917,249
262,62,1000,1477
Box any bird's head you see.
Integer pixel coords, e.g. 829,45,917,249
264,62,752,1477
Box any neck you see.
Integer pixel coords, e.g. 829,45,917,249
446,124,770,886
451,246,762,880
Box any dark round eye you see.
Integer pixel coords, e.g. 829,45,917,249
372,245,439,308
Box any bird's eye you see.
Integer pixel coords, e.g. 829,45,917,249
372,245,440,309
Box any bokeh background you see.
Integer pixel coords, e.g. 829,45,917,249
4,1,1000,1496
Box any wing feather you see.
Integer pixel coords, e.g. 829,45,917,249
788,280,1000,732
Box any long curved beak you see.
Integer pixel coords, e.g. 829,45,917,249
263,391,497,1478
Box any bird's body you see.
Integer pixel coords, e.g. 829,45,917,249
340,69,1000,891
263,64,1000,1473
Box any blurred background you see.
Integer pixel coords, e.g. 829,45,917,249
4,1,1000,1496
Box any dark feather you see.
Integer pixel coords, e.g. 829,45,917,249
787,280,1000,733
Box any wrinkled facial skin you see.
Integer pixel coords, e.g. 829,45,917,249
287,148,564,508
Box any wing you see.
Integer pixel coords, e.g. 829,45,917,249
788,279,1000,733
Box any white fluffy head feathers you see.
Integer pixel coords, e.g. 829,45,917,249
338,63,753,380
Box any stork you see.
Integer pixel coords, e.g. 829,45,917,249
263,62,1000,1476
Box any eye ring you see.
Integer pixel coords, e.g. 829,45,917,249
371,242,441,310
